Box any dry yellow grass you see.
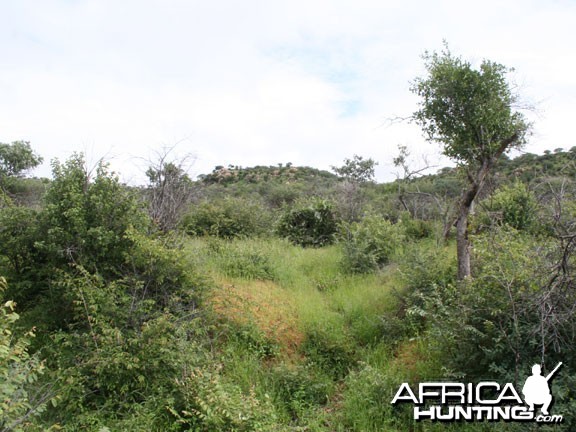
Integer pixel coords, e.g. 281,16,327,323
209,276,305,357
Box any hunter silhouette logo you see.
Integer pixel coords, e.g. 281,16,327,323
391,362,564,423
522,362,562,416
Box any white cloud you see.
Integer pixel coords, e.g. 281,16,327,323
0,0,574,183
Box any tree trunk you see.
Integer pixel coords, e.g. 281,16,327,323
456,204,472,280
455,162,490,280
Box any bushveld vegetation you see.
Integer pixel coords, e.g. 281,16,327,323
2,49,576,431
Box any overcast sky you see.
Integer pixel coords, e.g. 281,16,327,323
1,0,575,183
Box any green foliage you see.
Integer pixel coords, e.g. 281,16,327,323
200,164,336,186
0,141,43,183
411,44,529,165
168,364,279,432
277,199,338,247
182,197,273,239
261,182,303,208
496,148,576,182
399,243,456,293
43,260,207,429
0,277,52,432
269,364,332,420
486,181,537,230
0,206,40,277
340,363,411,431
397,242,457,335
407,228,576,399
0,154,152,319
400,213,434,239
226,321,279,359
331,154,378,183
4,144,576,431
339,216,404,274
3,177,47,208
39,154,148,276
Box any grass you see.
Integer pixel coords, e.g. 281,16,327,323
183,235,438,430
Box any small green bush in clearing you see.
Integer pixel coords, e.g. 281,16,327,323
276,199,338,247
400,212,434,239
339,216,404,274
182,197,273,239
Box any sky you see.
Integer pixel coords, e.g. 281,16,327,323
1,0,575,184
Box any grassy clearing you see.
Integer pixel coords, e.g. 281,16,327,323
185,236,400,349
183,236,425,429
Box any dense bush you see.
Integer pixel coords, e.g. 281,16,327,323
339,216,404,274
276,199,338,247
400,212,434,239
0,277,53,432
182,197,273,239
168,363,279,432
407,229,576,397
399,243,456,293
0,154,214,430
39,155,148,276
475,181,537,232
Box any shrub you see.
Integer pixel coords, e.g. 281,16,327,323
478,181,537,231
43,267,207,429
399,243,456,293
182,197,273,239
494,182,537,230
407,227,576,401
38,155,148,277
0,277,53,432
397,243,456,334
276,199,338,247
400,213,434,239
0,206,40,281
339,216,404,274
168,364,279,432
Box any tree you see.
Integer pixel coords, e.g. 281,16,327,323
145,149,196,232
411,45,530,279
331,155,378,183
0,141,42,179
0,141,43,197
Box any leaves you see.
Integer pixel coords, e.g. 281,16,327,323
0,277,52,432
411,45,529,166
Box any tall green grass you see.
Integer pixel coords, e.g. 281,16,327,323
182,235,445,430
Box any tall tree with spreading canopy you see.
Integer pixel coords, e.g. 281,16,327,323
411,45,530,279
